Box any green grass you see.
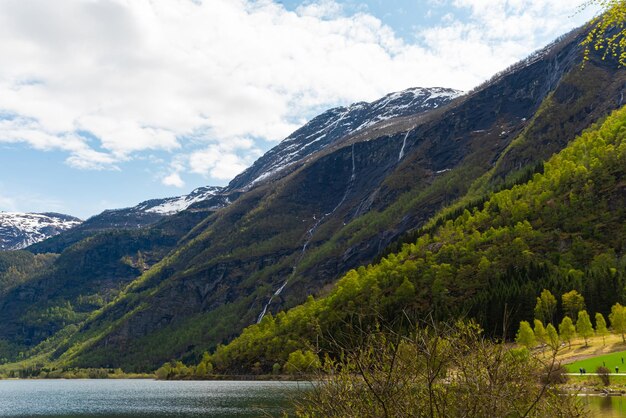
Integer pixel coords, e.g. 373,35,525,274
565,350,626,373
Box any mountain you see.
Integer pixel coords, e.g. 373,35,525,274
131,186,226,215
26,88,461,257
0,212,82,251
228,87,462,191
1,26,626,373
209,102,626,374
27,186,225,254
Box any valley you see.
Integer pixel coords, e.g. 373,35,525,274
0,8,625,416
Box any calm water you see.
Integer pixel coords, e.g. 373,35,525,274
3,379,626,417
585,395,626,417
0,379,308,417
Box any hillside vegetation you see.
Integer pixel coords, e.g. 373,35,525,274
205,105,626,374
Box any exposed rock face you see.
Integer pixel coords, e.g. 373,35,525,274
227,87,463,191
0,212,82,250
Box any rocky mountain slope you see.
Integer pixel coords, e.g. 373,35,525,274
228,87,462,191
27,88,455,255
0,212,82,251
2,26,626,372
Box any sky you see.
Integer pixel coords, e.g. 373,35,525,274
0,0,600,219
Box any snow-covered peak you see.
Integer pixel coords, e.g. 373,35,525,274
227,87,463,191
0,212,82,250
133,186,224,215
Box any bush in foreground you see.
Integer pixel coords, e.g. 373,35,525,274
296,321,585,417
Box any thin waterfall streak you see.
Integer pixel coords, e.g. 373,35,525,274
257,144,358,323
398,130,411,161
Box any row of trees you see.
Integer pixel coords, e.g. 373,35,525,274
156,348,321,379
517,300,626,348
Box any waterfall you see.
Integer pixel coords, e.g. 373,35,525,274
257,143,358,323
398,129,411,161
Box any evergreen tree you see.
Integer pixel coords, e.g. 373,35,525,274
576,310,594,347
596,312,609,345
515,321,536,349
534,289,557,324
558,316,576,348
562,290,585,321
609,303,626,342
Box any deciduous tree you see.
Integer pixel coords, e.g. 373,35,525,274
534,289,557,324
559,316,576,348
582,0,626,67
609,303,626,342
534,319,548,345
516,321,536,349
595,312,609,345
576,310,594,346
562,290,585,321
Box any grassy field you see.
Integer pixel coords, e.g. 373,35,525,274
543,333,626,367
565,350,626,373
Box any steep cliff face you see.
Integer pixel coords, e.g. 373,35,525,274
3,27,626,371
227,87,462,192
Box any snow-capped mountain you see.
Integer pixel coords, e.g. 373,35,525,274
81,185,225,229
0,212,82,250
26,186,228,254
24,87,460,253
123,186,225,216
227,87,463,191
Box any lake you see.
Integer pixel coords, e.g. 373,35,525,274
2,379,626,417
0,379,307,417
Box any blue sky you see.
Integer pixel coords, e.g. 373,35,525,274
0,0,599,218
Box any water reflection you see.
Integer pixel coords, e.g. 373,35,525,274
584,395,626,417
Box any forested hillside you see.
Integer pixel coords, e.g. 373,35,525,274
207,105,626,374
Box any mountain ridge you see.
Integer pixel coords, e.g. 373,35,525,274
227,87,463,192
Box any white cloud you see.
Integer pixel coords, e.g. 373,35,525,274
162,172,185,188
188,141,261,180
0,0,600,183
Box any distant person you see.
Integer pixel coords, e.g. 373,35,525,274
622,357,624,364
616,367,619,374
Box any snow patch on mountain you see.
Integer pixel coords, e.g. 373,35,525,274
134,186,224,215
0,212,82,250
